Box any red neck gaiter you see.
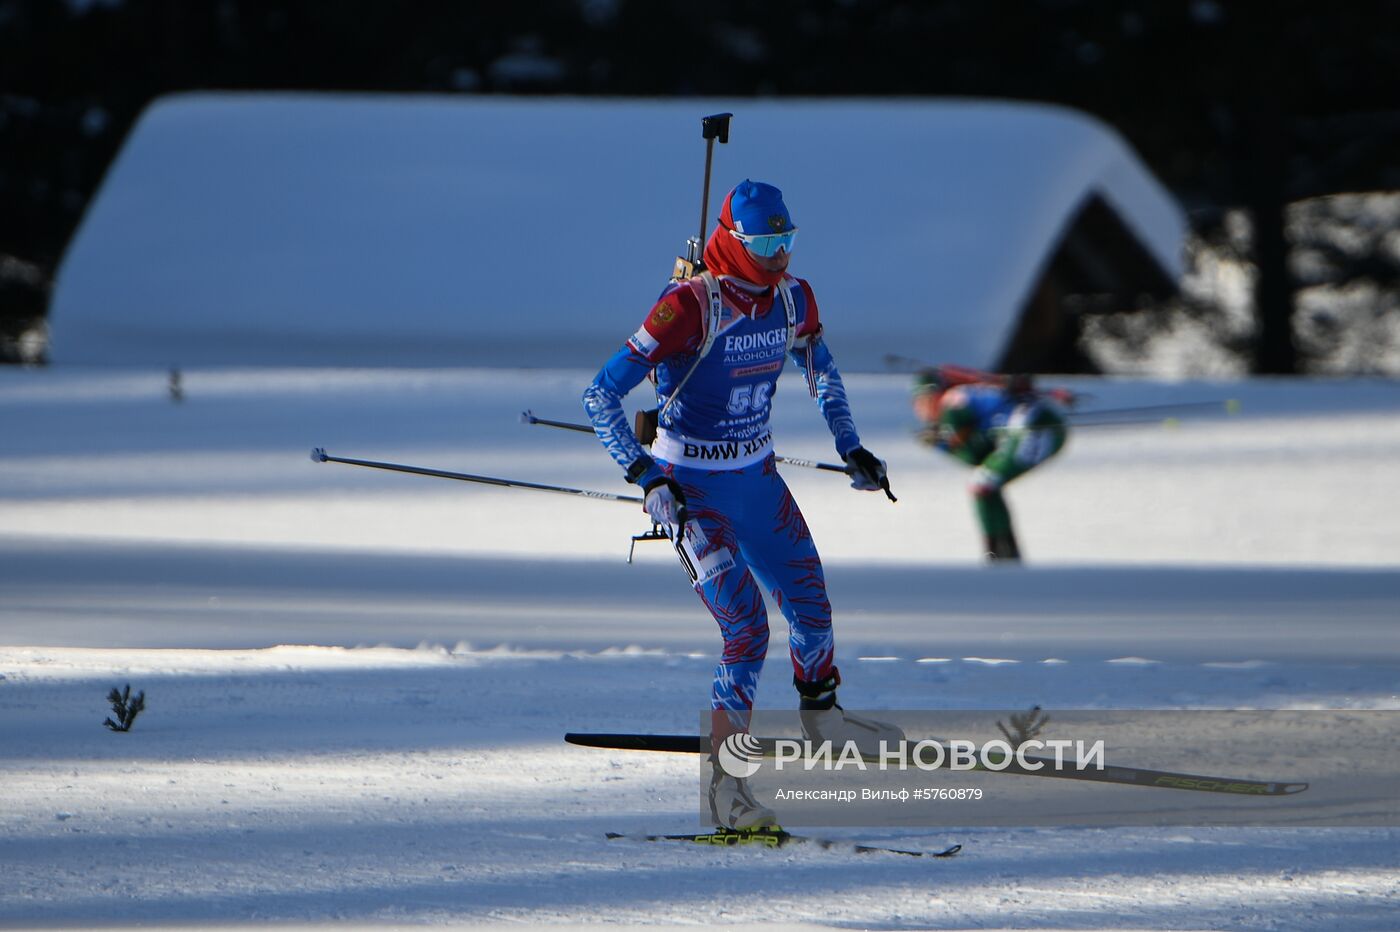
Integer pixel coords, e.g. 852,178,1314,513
702,193,786,288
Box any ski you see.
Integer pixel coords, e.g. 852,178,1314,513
565,733,1308,797
605,829,961,858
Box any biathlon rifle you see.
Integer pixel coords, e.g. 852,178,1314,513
671,112,732,282
635,113,735,449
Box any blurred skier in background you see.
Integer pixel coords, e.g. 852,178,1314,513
911,364,1071,562
582,180,901,830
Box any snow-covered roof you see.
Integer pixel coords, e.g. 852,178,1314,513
50,94,1185,370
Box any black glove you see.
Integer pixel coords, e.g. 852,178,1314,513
844,447,896,501
642,475,689,530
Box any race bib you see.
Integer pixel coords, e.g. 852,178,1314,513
673,521,736,587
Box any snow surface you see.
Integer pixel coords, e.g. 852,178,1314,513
48,95,1184,370
2,364,1398,929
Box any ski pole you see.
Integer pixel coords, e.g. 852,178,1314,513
310,448,642,504
1069,399,1241,422
313,448,684,566
521,410,850,474
882,352,929,373
519,410,597,435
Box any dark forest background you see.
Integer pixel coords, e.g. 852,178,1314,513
3,0,1399,371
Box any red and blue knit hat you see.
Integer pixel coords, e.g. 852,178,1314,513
727,180,795,237
703,180,796,286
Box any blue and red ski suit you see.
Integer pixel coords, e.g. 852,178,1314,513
583,267,865,715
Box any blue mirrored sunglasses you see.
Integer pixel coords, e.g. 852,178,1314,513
727,226,798,258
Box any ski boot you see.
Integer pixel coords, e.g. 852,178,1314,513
795,669,905,757
984,530,1021,562
707,762,779,830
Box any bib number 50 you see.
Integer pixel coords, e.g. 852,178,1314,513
727,382,772,415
